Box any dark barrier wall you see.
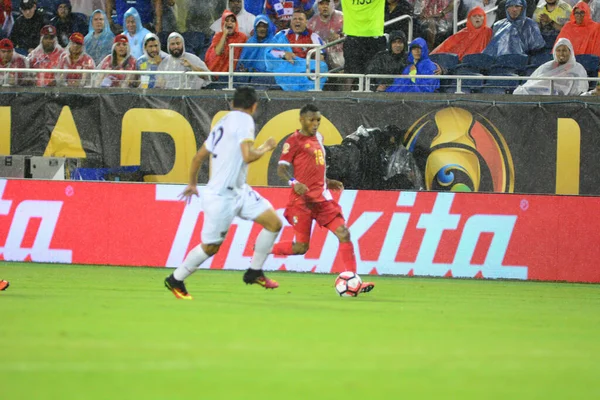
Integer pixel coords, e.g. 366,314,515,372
1,91,599,195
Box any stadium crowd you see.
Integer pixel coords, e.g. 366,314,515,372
0,0,599,94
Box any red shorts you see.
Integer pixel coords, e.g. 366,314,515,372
283,200,345,243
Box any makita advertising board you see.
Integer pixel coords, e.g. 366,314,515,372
0,178,598,283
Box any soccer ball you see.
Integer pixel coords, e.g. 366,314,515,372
335,271,362,297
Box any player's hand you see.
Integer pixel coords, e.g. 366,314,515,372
261,137,277,152
293,182,308,195
178,185,199,204
283,52,295,64
327,179,344,191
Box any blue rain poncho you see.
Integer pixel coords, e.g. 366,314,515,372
237,14,276,72
386,37,440,93
84,9,115,65
265,28,328,91
483,0,546,57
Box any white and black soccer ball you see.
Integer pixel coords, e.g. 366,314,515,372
335,271,362,297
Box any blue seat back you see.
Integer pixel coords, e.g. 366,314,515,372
575,54,600,77
459,53,495,73
528,52,553,67
429,53,459,73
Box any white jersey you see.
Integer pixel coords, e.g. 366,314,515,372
205,110,255,195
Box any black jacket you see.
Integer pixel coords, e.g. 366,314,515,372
10,11,50,52
365,30,408,89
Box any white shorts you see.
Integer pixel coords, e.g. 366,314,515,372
201,185,273,244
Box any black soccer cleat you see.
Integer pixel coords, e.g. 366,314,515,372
164,274,193,300
243,269,279,289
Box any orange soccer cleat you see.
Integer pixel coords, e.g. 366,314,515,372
360,281,375,294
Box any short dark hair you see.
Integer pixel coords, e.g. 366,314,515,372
300,103,319,116
233,86,258,109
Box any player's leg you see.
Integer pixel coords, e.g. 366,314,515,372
271,205,312,255
239,187,282,289
319,202,375,294
165,194,234,300
0,279,9,291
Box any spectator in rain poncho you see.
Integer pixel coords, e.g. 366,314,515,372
96,33,137,88
122,7,151,60
205,9,247,73
27,24,66,87
57,32,95,87
157,32,211,89
237,14,276,72
84,9,114,65
265,9,328,91
210,0,256,37
431,7,493,60
556,2,599,55
483,0,546,56
386,37,440,93
136,32,168,88
514,38,588,95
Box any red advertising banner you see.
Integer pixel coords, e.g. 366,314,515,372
0,179,598,283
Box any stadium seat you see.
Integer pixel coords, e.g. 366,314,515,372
529,52,553,67
429,53,459,73
482,73,521,94
575,54,600,76
442,72,484,93
157,31,170,52
491,54,529,75
249,75,282,90
182,31,208,58
458,53,495,74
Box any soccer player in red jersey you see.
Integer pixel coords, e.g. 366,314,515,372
271,104,374,294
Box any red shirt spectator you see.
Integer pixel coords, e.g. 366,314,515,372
0,38,28,86
58,32,95,87
27,25,66,87
96,33,137,88
0,0,11,27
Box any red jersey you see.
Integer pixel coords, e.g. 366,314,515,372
27,46,66,87
58,52,95,87
279,130,332,204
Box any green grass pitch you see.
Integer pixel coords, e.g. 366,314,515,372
1,262,600,399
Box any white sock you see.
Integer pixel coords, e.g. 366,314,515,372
173,245,210,281
249,229,279,270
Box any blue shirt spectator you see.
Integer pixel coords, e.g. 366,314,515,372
50,0,88,47
106,0,154,27
136,32,168,88
386,37,439,93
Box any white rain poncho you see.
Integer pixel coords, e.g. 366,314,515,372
513,38,588,95
157,32,211,89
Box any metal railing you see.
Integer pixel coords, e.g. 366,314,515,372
2,67,599,94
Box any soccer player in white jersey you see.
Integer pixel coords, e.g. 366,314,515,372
165,86,282,300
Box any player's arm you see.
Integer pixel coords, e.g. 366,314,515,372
278,162,308,195
240,138,277,164
179,143,210,203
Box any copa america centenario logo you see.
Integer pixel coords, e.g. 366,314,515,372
403,107,515,193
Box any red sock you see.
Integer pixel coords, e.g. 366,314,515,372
271,241,295,255
339,242,357,272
